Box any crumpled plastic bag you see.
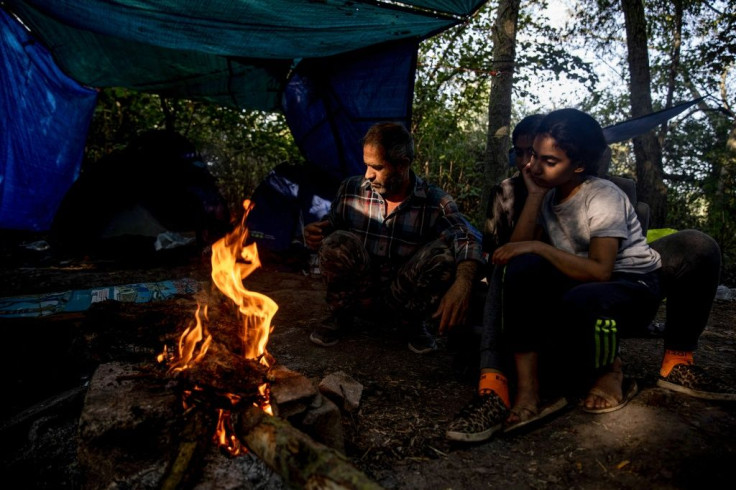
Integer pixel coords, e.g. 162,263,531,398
154,231,195,251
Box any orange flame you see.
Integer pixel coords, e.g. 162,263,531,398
158,304,212,372
158,199,278,456
210,200,278,366
209,200,277,453
214,409,242,455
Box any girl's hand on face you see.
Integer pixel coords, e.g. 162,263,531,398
521,162,548,196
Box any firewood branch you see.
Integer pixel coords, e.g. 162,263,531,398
237,405,383,490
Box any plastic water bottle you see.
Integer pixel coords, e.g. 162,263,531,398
309,253,321,278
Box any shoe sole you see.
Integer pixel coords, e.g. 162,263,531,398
446,422,503,442
503,397,568,433
656,379,736,401
408,342,437,354
309,331,339,347
582,378,638,414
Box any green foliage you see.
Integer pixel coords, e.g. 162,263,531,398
665,109,736,285
412,6,496,227
84,87,166,163
181,105,303,218
412,0,600,227
512,11,599,105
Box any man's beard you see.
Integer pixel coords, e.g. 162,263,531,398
373,171,405,198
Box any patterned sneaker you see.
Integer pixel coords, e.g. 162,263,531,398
446,392,509,442
408,321,438,354
309,313,350,347
657,364,736,401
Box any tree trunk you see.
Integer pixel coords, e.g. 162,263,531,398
660,0,683,144
481,0,520,223
621,0,668,227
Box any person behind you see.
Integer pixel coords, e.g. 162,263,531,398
483,113,545,256
648,230,735,399
303,122,484,354
446,114,556,442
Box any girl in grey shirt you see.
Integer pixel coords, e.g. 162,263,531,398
492,108,662,429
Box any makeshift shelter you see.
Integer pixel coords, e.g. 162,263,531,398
1,1,704,252
1,0,488,238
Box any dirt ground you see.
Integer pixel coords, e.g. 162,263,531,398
1,233,735,489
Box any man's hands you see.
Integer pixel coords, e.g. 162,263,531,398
304,220,330,250
434,279,471,335
434,260,479,335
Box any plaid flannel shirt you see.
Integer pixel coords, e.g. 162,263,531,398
326,173,483,271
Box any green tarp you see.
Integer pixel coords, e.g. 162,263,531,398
5,0,485,110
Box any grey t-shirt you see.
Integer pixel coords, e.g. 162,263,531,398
541,177,661,274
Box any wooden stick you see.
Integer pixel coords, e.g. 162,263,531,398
236,405,383,490
160,408,215,490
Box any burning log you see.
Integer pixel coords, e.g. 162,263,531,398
236,405,383,490
171,340,269,409
79,361,356,488
153,201,368,486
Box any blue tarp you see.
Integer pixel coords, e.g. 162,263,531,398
0,7,421,234
283,40,418,182
1,9,98,231
602,97,705,144
248,162,339,252
3,0,483,106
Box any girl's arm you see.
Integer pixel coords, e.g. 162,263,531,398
492,236,619,282
509,192,545,242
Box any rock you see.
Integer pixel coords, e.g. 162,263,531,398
715,285,733,301
318,371,364,413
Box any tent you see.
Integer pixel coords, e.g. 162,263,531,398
1,0,487,233
49,129,233,256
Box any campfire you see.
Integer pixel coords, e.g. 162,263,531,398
157,199,276,456
74,199,378,489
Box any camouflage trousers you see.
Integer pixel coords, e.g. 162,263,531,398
318,230,455,319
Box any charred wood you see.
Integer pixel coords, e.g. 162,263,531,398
160,407,217,490
168,340,269,410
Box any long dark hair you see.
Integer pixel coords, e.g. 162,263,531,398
536,109,608,175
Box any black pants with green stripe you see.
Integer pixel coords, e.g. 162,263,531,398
501,253,662,374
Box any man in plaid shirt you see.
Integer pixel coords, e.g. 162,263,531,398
304,122,484,353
